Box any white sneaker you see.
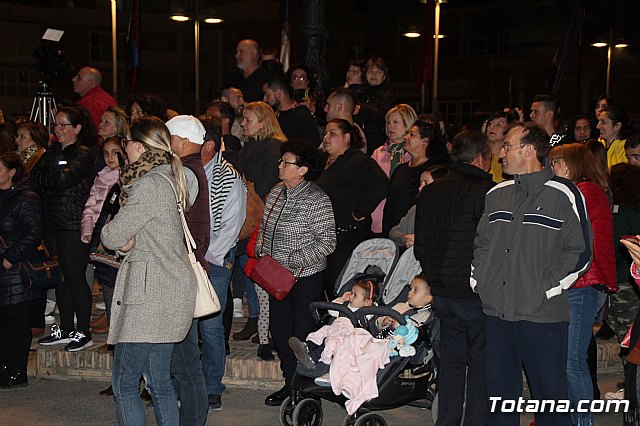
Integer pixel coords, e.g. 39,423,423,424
605,389,625,400
95,302,106,310
233,298,244,318
45,300,56,316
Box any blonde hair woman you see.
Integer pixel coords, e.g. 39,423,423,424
98,105,130,143
233,101,287,356
101,116,195,425
370,103,417,234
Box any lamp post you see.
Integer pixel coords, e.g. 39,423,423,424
170,0,223,114
591,28,629,96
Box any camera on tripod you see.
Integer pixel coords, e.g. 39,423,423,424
30,29,71,132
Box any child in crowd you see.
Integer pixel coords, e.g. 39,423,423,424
373,274,433,338
289,279,379,370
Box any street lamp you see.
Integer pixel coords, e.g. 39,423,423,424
591,29,629,96
170,1,223,113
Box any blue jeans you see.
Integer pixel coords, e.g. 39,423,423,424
567,286,608,426
112,342,178,425
171,319,208,425
233,254,259,317
200,246,235,395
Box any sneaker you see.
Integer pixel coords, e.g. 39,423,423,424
314,373,331,387
44,313,56,324
45,300,56,316
208,394,222,411
233,298,244,318
288,337,315,370
64,331,93,352
38,324,73,345
0,368,28,389
95,302,106,311
605,389,625,400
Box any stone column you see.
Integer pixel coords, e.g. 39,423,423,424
302,0,329,90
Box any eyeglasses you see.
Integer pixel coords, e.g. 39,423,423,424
501,143,524,152
278,158,298,166
121,139,136,149
53,123,74,129
549,157,564,167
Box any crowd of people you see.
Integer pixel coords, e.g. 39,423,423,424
1,36,640,426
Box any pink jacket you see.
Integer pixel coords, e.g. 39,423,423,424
313,318,389,415
80,166,120,242
370,144,410,233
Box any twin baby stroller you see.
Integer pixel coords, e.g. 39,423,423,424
279,239,439,426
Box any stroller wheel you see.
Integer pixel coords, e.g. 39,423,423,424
292,398,323,426
279,396,294,426
353,412,387,426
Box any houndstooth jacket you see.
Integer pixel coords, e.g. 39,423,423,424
256,180,336,278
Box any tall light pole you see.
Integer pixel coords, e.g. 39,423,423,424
591,28,629,96
432,0,441,113
110,0,117,97
170,1,223,114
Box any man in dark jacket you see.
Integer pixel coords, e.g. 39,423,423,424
414,130,494,426
166,115,210,423
471,123,592,426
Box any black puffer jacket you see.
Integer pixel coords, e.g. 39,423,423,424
0,181,44,306
31,141,97,231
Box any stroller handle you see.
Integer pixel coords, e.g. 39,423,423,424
356,306,407,326
309,301,358,326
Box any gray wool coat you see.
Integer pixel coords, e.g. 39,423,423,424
101,164,196,345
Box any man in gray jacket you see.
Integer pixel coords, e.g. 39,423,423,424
471,122,592,426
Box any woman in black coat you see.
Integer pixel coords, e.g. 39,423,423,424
31,106,98,352
0,153,43,389
316,119,389,298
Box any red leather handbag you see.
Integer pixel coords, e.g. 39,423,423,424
249,255,295,301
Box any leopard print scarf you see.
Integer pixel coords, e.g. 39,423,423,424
119,149,170,206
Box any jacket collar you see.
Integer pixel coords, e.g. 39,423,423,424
450,162,492,180
512,166,553,195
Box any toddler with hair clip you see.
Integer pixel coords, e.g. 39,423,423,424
289,279,379,370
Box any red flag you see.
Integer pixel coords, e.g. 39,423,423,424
125,0,141,93
416,2,436,87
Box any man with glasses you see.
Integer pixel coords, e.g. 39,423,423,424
625,134,640,168
471,122,592,425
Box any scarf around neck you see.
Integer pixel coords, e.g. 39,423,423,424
119,149,170,206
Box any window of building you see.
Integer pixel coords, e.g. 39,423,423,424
0,68,38,98
90,32,125,63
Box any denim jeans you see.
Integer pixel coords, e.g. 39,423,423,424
233,254,259,317
200,246,235,395
171,319,208,425
567,286,608,426
112,342,178,425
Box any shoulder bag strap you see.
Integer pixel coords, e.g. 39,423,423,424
156,172,196,256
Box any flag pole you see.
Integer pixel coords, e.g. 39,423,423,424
432,0,440,113
111,0,118,98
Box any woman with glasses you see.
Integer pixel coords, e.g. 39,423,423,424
100,116,196,425
382,119,449,236
287,64,319,115
316,119,388,299
232,102,285,355
14,121,48,174
32,106,98,352
257,141,336,407
548,143,616,426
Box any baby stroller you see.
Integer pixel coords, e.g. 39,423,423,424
278,245,439,426
333,238,399,299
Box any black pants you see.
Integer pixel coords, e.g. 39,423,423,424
324,224,369,299
0,301,31,370
46,230,91,332
433,296,487,426
485,316,571,426
269,271,324,385
29,290,47,328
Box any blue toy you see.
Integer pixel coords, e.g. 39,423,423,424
388,316,418,357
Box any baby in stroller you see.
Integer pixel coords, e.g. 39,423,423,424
373,273,433,338
288,279,380,371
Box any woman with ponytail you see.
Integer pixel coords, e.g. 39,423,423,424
101,116,196,425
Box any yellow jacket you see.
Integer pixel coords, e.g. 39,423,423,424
598,138,628,168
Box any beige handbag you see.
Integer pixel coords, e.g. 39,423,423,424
158,173,221,318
